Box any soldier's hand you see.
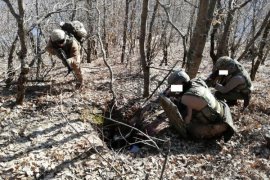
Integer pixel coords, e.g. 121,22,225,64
163,88,171,97
214,83,223,91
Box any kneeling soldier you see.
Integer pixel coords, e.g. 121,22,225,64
206,56,252,108
160,70,236,141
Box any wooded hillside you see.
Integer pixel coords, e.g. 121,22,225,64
0,0,269,179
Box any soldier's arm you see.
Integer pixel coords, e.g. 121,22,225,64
67,40,80,64
215,75,246,94
181,95,193,124
205,70,219,87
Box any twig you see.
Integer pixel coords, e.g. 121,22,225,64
95,3,116,103
238,10,270,62
149,66,171,72
90,112,162,151
57,95,123,178
183,0,198,8
159,139,171,180
142,60,180,106
232,0,252,11
27,3,72,33
157,0,185,38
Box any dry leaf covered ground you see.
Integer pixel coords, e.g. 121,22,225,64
0,45,269,179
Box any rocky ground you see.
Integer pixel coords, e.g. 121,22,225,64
0,46,269,179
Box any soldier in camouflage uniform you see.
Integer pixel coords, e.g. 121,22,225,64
206,56,252,108
160,70,236,141
46,29,83,89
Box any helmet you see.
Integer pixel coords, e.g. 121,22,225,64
215,56,236,70
50,29,66,43
168,70,190,85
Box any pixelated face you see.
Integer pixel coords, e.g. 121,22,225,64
171,84,183,93
218,70,228,76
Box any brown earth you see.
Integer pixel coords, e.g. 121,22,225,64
0,44,269,179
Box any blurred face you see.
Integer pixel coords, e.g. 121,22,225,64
54,39,66,47
218,70,229,76
168,80,184,96
171,84,183,94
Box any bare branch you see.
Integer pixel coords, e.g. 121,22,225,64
157,0,185,38
96,2,117,103
56,98,123,178
232,0,252,11
238,10,270,61
184,0,198,8
28,3,72,33
2,0,20,20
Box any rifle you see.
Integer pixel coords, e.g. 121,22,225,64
56,48,78,81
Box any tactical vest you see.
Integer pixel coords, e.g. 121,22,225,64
221,61,252,94
184,78,224,124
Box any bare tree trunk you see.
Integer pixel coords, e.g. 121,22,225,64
86,0,96,63
183,1,197,68
261,46,270,65
16,0,28,105
127,0,137,58
35,0,42,79
103,0,109,58
70,0,77,21
210,0,221,63
158,0,187,67
216,0,251,59
216,0,236,58
230,11,243,59
186,0,217,78
210,22,219,63
3,0,29,105
188,0,197,47
160,21,169,66
250,20,270,80
146,0,159,64
140,0,150,97
121,0,130,63
5,35,18,88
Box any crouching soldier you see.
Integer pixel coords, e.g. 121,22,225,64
206,56,252,108
46,29,83,89
160,70,236,141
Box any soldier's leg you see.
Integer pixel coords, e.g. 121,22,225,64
71,62,83,88
187,122,229,139
67,58,83,88
159,95,187,138
215,91,244,106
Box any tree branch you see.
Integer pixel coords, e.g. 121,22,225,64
238,10,270,61
2,0,20,20
184,0,198,8
96,2,117,103
232,0,252,11
157,0,185,38
28,4,72,33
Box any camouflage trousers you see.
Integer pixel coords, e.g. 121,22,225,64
67,59,83,88
215,91,251,108
159,95,236,141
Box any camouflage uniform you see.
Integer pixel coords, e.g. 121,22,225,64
207,56,252,107
46,29,83,88
184,78,235,140
160,70,236,141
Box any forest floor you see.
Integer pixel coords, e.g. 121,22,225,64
0,45,270,179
